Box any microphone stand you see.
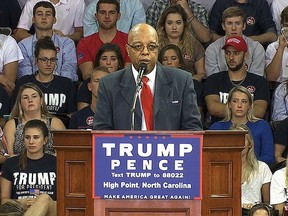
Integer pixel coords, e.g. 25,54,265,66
131,64,146,130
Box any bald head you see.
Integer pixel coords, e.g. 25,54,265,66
128,23,158,44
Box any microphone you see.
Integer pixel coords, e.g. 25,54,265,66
136,63,147,87
131,63,147,130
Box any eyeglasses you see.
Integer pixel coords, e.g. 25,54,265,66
37,57,58,64
127,43,159,52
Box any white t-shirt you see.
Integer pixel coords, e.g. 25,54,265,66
270,167,287,205
0,34,23,73
242,161,272,204
271,0,288,35
17,0,84,35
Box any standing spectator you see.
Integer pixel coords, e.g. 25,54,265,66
230,124,272,213
18,1,78,81
0,119,57,215
209,86,274,165
271,0,288,35
209,0,277,45
83,0,146,37
69,67,110,129
204,36,270,123
0,34,23,95
93,23,202,130
77,0,130,80
156,4,205,81
266,6,288,83
12,36,77,123
14,0,85,42
146,0,210,44
77,43,124,110
0,0,21,34
205,6,265,77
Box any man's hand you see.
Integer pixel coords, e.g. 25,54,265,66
0,74,15,95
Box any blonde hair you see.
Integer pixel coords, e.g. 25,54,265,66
156,4,196,58
230,123,259,183
10,83,52,119
224,86,259,122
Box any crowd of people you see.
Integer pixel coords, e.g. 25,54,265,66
1,0,288,215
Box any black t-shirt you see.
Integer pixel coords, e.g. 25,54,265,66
1,154,57,200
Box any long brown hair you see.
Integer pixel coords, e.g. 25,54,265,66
19,119,49,170
156,4,196,57
10,83,52,119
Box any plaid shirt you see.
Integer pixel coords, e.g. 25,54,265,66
146,0,209,28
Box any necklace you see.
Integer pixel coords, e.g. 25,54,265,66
40,81,52,89
229,74,247,87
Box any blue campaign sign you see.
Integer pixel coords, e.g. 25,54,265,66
92,133,202,200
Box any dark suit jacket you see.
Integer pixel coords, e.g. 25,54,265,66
93,63,202,130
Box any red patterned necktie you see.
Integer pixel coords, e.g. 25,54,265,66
141,76,154,130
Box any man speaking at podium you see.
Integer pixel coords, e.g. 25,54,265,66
93,23,202,131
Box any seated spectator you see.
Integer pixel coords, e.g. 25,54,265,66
77,0,130,80
266,6,288,83
12,36,77,122
0,34,23,95
158,43,204,122
3,83,65,163
69,66,110,129
0,119,57,215
209,86,274,165
230,124,272,214
0,0,21,34
18,1,78,81
209,0,277,45
14,0,85,42
271,81,288,121
77,43,124,110
273,117,288,163
83,0,146,37
270,159,288,215
271,0,288,35
146,0,210,44
205,6,265,77
157,4,205,81
204,36,270,124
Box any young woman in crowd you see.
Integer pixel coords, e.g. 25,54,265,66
3,83,65,161
230,124,272,215
209,86,274,165
77,43,124,110
156,4,206,82
1,119,57,216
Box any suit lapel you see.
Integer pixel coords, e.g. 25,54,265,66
120,67,142,118
154,63,172,116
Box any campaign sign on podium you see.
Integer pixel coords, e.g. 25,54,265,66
92,133,202,200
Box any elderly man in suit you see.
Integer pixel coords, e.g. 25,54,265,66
93,23,202,130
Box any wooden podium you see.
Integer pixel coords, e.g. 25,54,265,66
53,130,245,216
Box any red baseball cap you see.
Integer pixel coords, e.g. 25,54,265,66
222,36,248,52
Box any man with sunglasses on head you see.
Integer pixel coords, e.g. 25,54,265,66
93,23,202,131
18,1,78,82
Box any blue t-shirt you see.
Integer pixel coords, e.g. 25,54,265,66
209,120,274,164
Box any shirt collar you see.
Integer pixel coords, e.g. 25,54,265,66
132,64,157,91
